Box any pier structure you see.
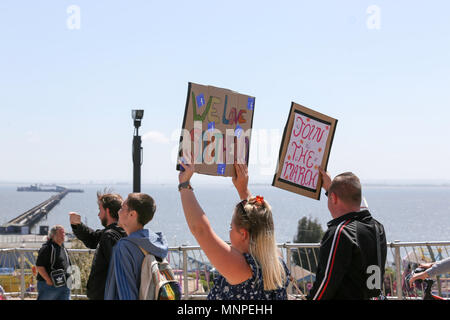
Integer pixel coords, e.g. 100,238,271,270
17,184,83,193
0,185,83,235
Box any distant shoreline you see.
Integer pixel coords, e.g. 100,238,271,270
1,182,450,188
364,184,450,188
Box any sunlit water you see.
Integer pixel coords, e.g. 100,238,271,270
0,184,449,246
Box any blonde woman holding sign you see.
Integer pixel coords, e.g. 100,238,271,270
178,158,289,300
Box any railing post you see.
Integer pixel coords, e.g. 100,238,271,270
394,242,403,300
285,244,294,295
19,250,25,300
182,247,189,300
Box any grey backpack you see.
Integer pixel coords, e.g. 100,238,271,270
137,246,181,300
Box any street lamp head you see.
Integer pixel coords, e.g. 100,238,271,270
132,109,144,128
132,109,144,121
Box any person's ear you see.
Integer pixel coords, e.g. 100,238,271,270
239,228,249,241
330,192,338,205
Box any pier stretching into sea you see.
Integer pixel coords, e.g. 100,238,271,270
0,185,83,235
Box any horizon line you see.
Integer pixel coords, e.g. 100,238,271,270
1,180,450,187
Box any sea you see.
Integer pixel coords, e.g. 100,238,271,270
0,183,449,246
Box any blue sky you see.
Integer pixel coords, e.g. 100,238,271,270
0,1,449,184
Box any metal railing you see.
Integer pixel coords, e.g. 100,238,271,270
285,241,450,300
1,241,448,300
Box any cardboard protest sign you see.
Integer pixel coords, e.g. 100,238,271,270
176,82,255,177
272,102,337,200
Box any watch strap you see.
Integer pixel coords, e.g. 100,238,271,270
178,181,193,191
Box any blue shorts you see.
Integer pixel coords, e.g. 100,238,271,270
37,281,71,300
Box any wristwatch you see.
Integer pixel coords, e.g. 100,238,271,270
178,181,193,192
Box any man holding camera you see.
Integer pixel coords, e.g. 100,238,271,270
36,225,71,300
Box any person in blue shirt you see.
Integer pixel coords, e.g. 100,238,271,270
104,193,168,300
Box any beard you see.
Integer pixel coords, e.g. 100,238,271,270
100,217,108,227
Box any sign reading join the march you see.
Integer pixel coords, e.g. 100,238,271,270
176,82,255,177
272,102,337,200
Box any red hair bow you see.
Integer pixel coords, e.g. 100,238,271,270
255,196,264,204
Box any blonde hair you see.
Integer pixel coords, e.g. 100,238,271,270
234,197,286,291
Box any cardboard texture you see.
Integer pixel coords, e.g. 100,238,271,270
177,82,255,177
272,102,337,200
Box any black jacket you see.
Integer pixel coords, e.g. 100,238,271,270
71,222,127,300
307,210,387,300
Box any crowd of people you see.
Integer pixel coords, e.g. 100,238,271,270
31,162,446,300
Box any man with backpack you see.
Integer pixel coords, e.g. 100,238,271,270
69,191,127,300
104,193,173,300
307,168,387,300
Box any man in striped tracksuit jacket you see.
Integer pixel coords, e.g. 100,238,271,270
307,169,387,300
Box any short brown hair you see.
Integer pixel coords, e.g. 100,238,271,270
328,172,362,206
97,191,123,220
126,193,156,226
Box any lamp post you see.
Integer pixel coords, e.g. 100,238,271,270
132,110,144,193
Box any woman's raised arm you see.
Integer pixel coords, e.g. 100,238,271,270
178,158,252,284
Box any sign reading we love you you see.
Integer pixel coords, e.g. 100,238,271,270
273,103,337,200
176,82,255,177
